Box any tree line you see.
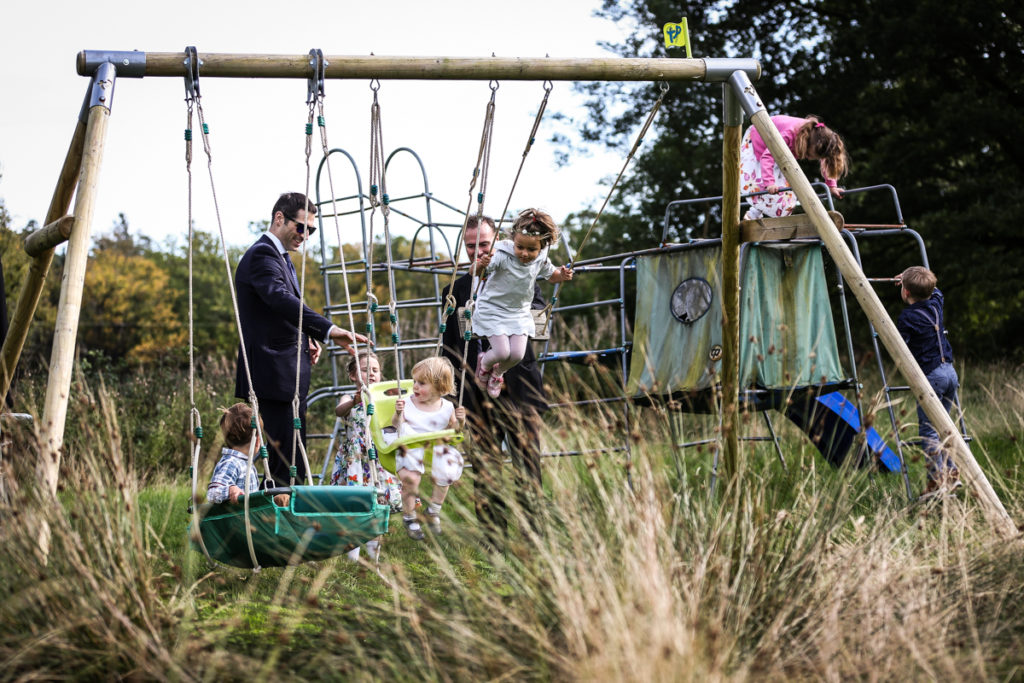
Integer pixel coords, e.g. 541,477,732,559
564,0,1024,360
0,206,442,370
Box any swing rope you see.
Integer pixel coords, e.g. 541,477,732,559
569,82,669,268
534,82,668,341
183,67,216,565
367,80,407,437
185,47,270,571
493,80,553,236
282,50,330,489
429,81,498,410
307,65,381,492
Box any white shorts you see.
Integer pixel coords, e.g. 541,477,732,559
431,445,465,487
395,444,464,486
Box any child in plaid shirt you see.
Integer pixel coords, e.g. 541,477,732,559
207,403,261,504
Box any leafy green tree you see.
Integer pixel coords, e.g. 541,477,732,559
148,228,243,359
570,0,1024,358
0,200,61,367
81,218,185,363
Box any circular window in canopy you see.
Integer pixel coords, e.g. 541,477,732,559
670,277,713,324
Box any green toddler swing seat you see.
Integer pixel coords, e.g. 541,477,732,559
190,485,389,568
363,379,464,473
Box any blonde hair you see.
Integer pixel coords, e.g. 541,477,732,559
794,115,849,181
510,208,559,247
411,357,455,396
901,266,937,300
220,403,258,448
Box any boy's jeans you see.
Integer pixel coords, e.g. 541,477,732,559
917,362,960,480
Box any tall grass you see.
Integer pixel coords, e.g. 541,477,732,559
1,363,1023,680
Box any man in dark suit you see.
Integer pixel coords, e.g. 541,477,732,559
235,192,367,486
441,215,548,540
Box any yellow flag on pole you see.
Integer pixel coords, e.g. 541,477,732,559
663,18,691,57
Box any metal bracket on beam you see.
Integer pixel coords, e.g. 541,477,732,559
77,50,146,78
727,69,765,119
703,58,760,83
87,61,117,112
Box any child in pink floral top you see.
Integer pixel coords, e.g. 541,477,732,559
740,114,849,220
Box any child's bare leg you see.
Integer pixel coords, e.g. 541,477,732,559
398,468,421,517
398,468,425,540
430,483,450,506
426,483,449,534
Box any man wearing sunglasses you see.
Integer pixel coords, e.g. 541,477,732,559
234,192,369,487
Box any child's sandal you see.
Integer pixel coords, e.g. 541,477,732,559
486,373,504,398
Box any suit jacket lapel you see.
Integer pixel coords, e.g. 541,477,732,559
261,234,300,296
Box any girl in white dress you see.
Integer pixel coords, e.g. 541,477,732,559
472,208,574,398
392,357,467,540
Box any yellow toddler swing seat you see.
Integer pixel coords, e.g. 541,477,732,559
363,379,464,473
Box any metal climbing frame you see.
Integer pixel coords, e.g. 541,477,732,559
829,184,972,500
307,146,469,477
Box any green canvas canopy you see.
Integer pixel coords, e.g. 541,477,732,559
627,242,844,400
190,485,389,568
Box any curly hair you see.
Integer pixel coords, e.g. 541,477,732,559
509,208,559,247
411,357,456,397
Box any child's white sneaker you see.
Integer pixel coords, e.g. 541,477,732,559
403,517,425,541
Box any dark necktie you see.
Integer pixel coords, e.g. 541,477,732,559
283,253,299,290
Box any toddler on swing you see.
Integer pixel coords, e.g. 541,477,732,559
471,208,573,398
392,357,467,540
207,403,261,504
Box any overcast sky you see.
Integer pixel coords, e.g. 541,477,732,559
0,0,657,258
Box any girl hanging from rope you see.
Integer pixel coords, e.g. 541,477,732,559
392,357,467,540
740,115,849,220
472,208,573,398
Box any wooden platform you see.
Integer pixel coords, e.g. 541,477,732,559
740,210,845,243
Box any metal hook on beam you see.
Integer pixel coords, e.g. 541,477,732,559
184,45,201,102
307,49,326,104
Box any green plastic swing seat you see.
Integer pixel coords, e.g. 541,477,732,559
190,485,389,568
363,379,464,473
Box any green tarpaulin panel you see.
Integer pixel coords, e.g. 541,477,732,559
627,243,844,398
189,485,389,568
627,246,723,396
738,244,844,388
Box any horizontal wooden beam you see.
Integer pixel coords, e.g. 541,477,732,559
740,210,845,243
24,215,75,257
77,51,761,83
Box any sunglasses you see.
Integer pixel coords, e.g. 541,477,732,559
285,214,317,237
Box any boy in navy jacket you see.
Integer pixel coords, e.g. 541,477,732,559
895,266,960,495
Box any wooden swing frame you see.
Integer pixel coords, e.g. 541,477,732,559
1,50,1012,548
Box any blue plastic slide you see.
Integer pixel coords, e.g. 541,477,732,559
783,391,901,472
